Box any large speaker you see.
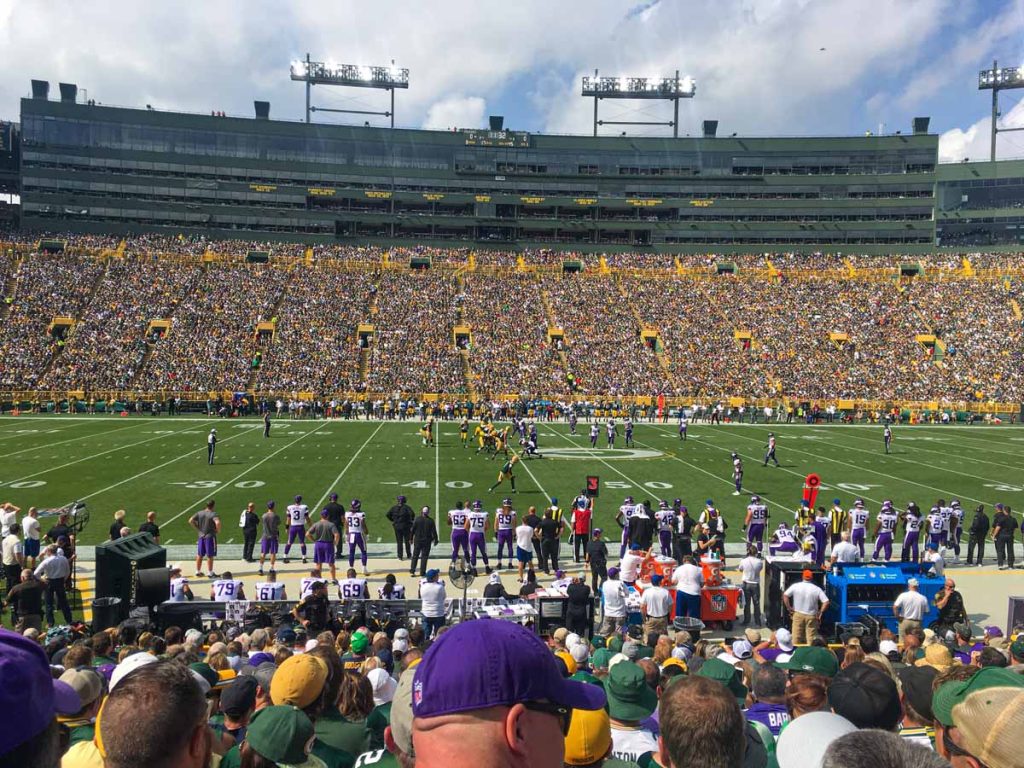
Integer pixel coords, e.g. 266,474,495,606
94,533,166,622
135,567,171,607
702,120,718,138
254,100,270,120
58,82,78,103
912,116,930,135
489,115,504,131
764,561,826,629
31,79,49,100
156,601,206,634
1007,596,1024,634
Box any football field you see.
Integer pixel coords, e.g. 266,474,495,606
2,414,1023,550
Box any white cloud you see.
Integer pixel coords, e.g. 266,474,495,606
421,95,486,131
938,95,1024,162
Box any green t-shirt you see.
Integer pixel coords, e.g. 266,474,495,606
607,759,643,768
315,708,370,759
67,723,95,747
354,750,402,768
366,703,392,751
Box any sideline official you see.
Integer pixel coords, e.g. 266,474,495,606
410,506,439,577
386,495,414,560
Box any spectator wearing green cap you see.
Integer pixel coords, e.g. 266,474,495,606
776,646,839,678
243,705,326,768
605,661,659,763
932,666,1024,768
342,631,369,670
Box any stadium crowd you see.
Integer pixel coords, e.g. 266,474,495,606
2,575,1023,768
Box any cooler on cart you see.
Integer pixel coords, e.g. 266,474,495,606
697,555,740,629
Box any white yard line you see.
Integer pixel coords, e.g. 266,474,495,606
3,419,216,484
2,420,153,460
166,422,333,527
74,425,253,504
312,421,386,512
434,426,441,514
546,427,666,503
828,428,1024,471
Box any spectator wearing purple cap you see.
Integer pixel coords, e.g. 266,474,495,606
599,567,627,636
411,620,606,768
0,628,80,766
387,495,415,561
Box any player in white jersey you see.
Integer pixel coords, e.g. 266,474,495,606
210,571,245,601
284,495,310,564
926,506,945,550
763,433,779,467
847,500,870,558
300,569,326,600
949,499,964,562
253,570,287,601
768,523,798,556
378,574,406,599
871,501,899,561
466,501,491,572
937,499,953,547
744,496,770,555
589,423,600,448
168,565,192,602
901,503,923,563
449,502,470,562
731,452,744,495
345,499,369,575
494,501,517,569
606,419,617,448
337,567,370,600
615,496,636,559
654,501,676,557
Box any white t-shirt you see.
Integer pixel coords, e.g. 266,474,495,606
22,516,40,541
515,524,535,551
641,586,673,618
601,579,627,618
927,551,946,577
784,581,828,615
831,542,860,563
671,563,704,596
170,576,190,602
894,591,929,621
619,553,643,582
0,508,17,537
738,556,763,585
419,581,447,618
610,726,660,764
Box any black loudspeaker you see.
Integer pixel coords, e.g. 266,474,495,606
135,567,171,607
1007,596,1024,634
156,601,206,634
913,116,930,135
58,83,77,103
254,100,270,119
489,115,504,131
702,120,718,138
31,79,49,100
94,533,166,622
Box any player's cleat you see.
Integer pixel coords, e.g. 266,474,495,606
485,566,493,574
302,557,308,564
208,572,219,579
732,491,741,495
258,568,264,576
195,572,203,578
283,557,290,564
363,569,370,577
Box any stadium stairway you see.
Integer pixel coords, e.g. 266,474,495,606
245,269,294,391
37,258,111,382
539,288,574,381
0,253,21,324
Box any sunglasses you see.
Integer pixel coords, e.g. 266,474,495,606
523,701,573,736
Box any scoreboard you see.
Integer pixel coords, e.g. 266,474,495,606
461,128,531,148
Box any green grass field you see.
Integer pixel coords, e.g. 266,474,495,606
3,415,1024,551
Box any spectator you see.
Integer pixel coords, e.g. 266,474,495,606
776,711,856,768
821,729,948,768
932,666,1024,768
410,620,606,768
57,667,105,747
745,663,790,737
0,628,80,767
5,568,44,632
827,662,901,731
563,706,616,767
365,667,398,750
240,705,323,768
784,673,832,720
895,666,937,748
33,544,72,626
604,661,659,762
598,567,627,636
97,660,210,768
418,570,447,639
657,675,747,768
893,578,929,642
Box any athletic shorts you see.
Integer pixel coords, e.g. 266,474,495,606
516,547,532,563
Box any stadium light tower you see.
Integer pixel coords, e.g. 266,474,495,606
581,69,696,137
978,60,1024,161
290,53,410,127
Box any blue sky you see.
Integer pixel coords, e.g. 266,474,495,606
1,0,1023,161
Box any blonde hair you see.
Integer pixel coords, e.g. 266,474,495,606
114,509,126,520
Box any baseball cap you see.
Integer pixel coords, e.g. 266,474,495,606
878,639,899,656
661,657,688,673
58,667,104,711
0,629,80,753
731,640,753,660
189,662,219,695
245,705,316,765
1009,636,1024,662
412,620,605,719
828,662,901,730
110,651,158,690
776,646,838,677
744,628,763,645
897,665,937,723
775,711,857,768
564,707,612,766
220,675,258,717
570,643,590,665
248,651,275,668
591,648,614,670
932,667,1024,768
775,628,794,652
367,668,399,707
915,643,954,671
271,654,328,709
350,631,369,654
555,650,578,677
390,667,416,757
802,569,813,581
985,626,1004,638
553,627,570,644
604,661,658,721
696,657,748,702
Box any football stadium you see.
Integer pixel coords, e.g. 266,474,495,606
1,5,1024,767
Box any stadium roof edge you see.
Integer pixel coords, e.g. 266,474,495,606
20,97,939,151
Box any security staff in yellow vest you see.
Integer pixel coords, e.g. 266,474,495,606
547,499,564,561
829,498,848,549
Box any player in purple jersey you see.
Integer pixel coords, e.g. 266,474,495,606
344,499,369,575
283,495,309,564
848,499,869,558
494,499,516,569
449,501,470,563
466,500,492,574
871,501,898,561
615,496,635,558
744,495,769,555
654,500,675,557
